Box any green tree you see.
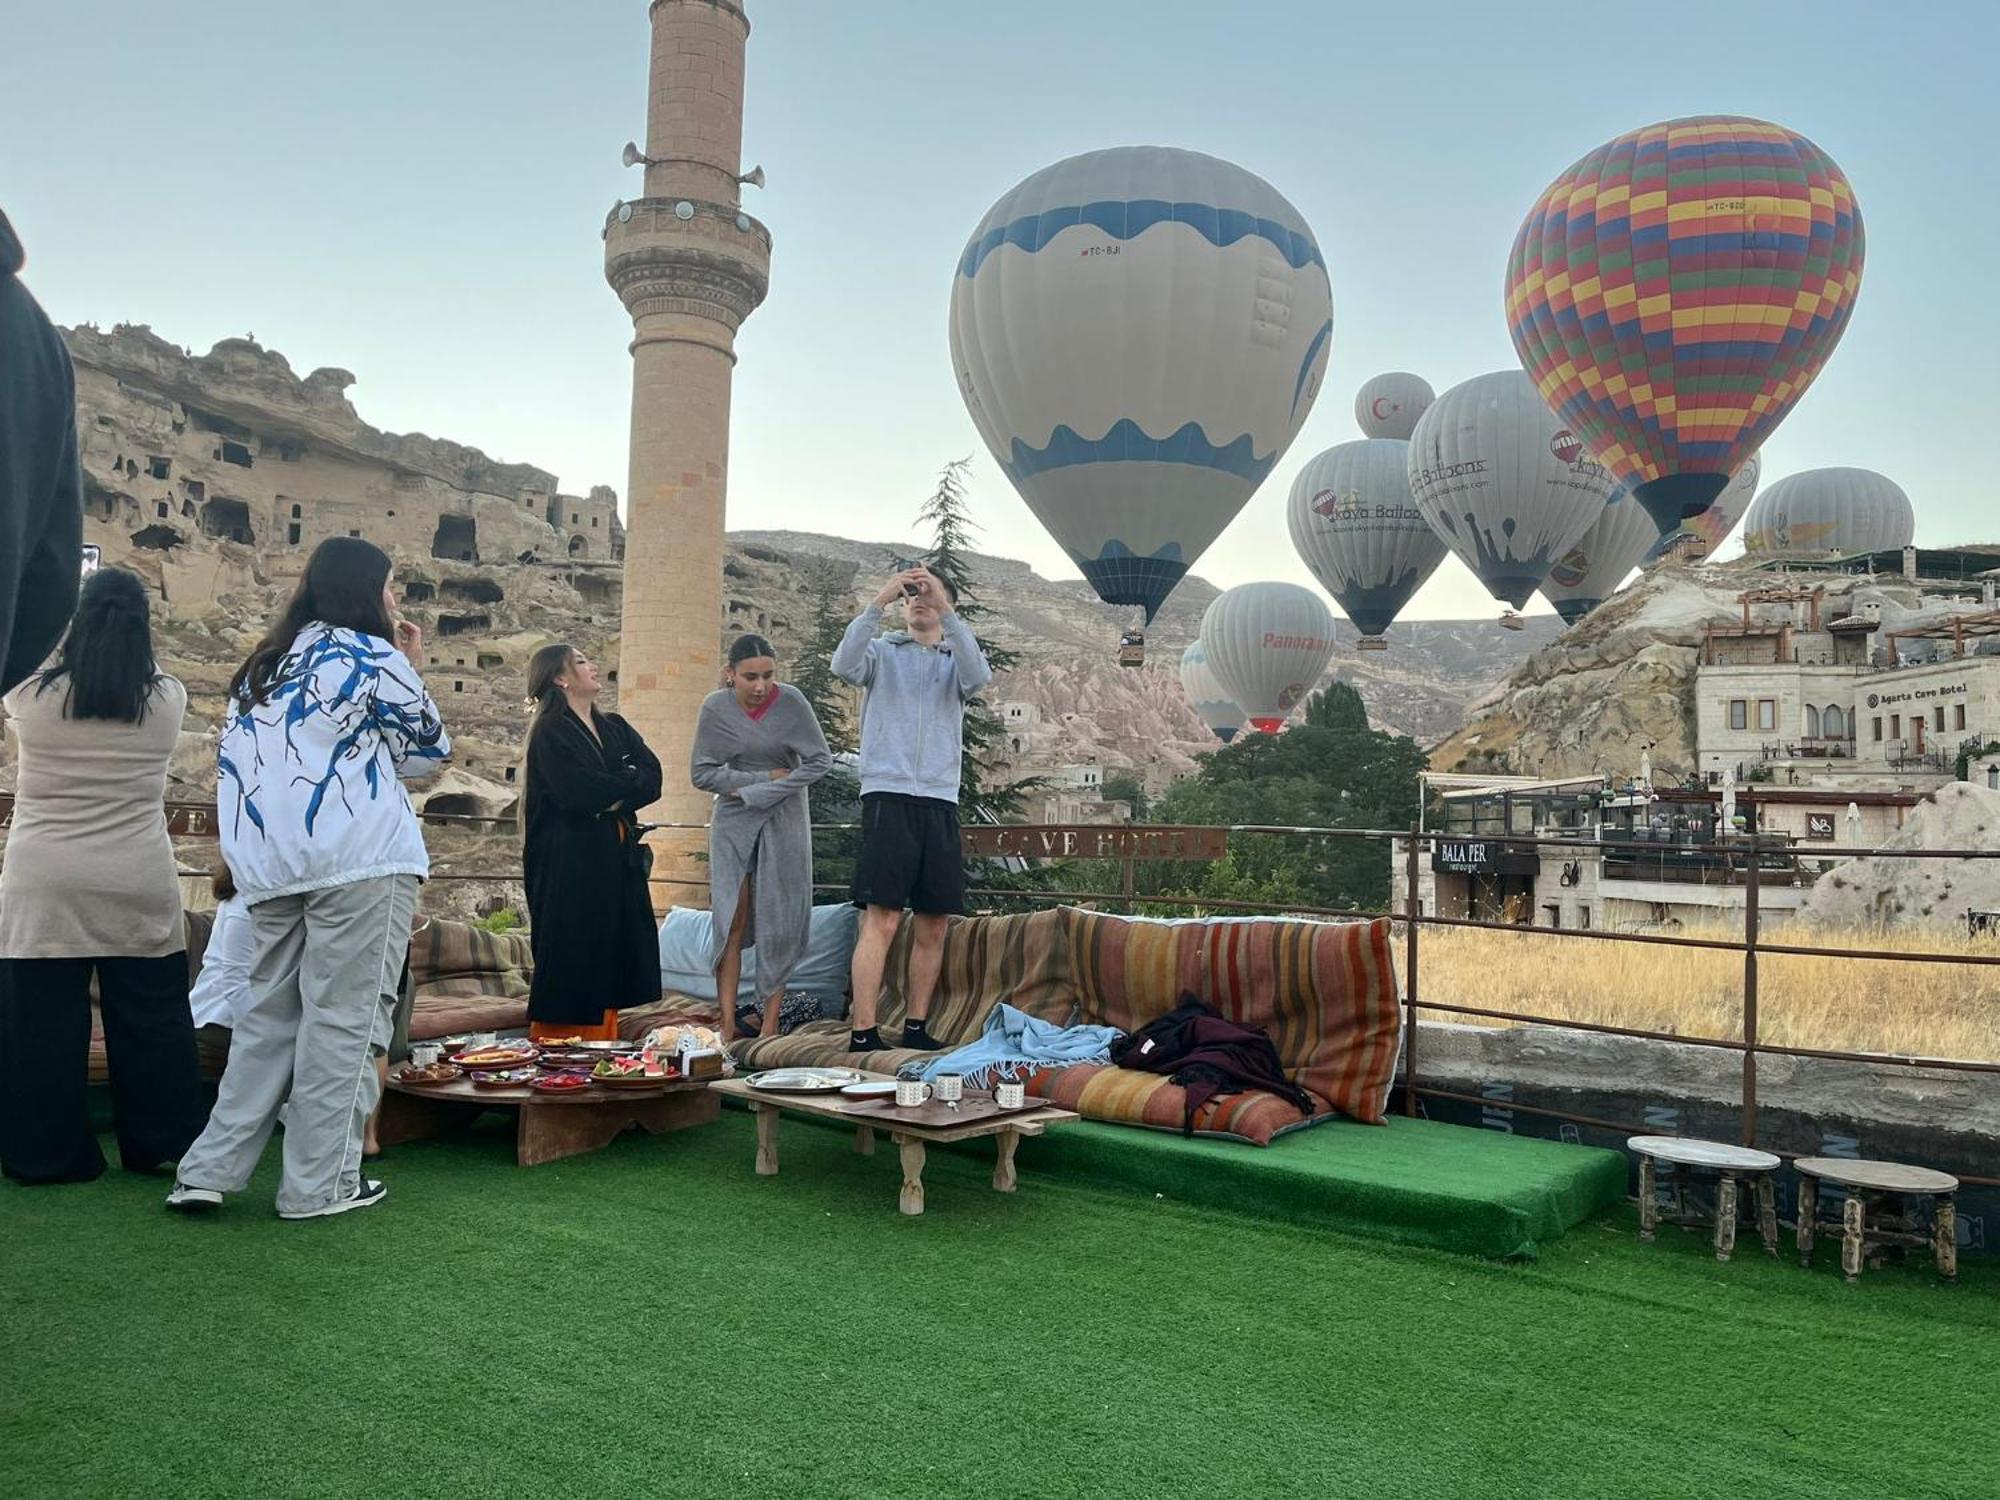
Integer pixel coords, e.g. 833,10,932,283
788,560,856,756
915,457,1034,824
1101,771,1150,821
1305,680,1369,732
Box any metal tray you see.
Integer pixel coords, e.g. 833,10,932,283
743,1067,868,1093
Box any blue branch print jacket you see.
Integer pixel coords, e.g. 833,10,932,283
217,623,451,903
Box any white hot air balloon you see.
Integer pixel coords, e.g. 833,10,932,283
949,146,1334,639
1286,439,1445,649
1199,582,1338,734
1406,371,1620,621
1178,640,1245,744
1538,487,1662,626
1354,372,1434,440
1646,454,1761,563
1740,467,1914,560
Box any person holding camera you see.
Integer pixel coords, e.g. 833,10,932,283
518,642,663,1043
831,563,991,1053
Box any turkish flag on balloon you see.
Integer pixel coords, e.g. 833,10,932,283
1505,115,1865,537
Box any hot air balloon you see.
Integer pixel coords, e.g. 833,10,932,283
1538,487,1662,625
1354,372,1434,440
1506,116,1865,535
1179,640,1245,744
1646,454,1761,562
1287,439,1444,650
949,146,1334,659
1198,582,1338,734
1740,467,1912,559
1406,371,1619,624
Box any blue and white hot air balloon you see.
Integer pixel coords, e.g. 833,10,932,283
1179,640,1245,744
949,146,1334,632
1286,438,1445,650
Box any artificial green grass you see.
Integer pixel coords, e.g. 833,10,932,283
1011,1114,1626,1258
4,1111,1996,1500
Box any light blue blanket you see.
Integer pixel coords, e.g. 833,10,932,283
898,1003,1124,1087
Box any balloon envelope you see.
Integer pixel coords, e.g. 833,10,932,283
1198,582,1338,734
1539,487,1663,625
1646,454,1761,561
1354,372,1434,440
1506,116,1865,533
949,145,1334,622
1741,467,1913,559
1178,640,1245,743
1287,439,1445,640
1407,371,1619,609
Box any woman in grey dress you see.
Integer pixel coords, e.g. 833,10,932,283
691,634,832,1041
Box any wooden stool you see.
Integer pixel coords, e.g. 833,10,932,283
1794,1157,1959,1285
1628,1136,1782,1262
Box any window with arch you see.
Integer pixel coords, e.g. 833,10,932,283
1804,704,1821,739
1823,705,1844,741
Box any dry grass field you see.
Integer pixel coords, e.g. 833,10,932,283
1412,920,2000,1062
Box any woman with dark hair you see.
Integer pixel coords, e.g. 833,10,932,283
168,536,448,1220
692,634,832,1041
520,642,662,1042
0,566,201,1184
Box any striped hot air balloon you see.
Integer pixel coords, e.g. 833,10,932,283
950,146,1333,624
1506,116,1865,536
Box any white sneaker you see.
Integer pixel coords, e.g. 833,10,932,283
278,1178,387,1221
165,1183,223,1212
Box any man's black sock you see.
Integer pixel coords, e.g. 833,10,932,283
849,1026,883,1053
902,1020,942,1051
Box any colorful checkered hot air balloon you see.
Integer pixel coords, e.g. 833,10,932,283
1505,116,1865,537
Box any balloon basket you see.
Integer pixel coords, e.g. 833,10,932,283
1498,612,1525,632
1355,635,1388,653
1117,630,1146,668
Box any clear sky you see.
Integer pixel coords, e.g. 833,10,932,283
6,0,1994,619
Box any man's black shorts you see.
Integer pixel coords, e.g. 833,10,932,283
850,793,966,915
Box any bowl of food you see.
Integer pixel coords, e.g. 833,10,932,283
392,1062,463,1087
529,1072,594,1095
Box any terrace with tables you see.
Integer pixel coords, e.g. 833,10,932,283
6,813,1997,1498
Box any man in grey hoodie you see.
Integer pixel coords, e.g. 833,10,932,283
831,563,992,1052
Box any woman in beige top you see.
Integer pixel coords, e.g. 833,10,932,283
0,567,202,1184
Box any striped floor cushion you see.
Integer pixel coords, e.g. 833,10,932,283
409,918,533,1002
868,907,1076,1037
1023,1064,1318,1147
1064,908,1401,1126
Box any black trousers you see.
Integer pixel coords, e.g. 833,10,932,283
0,953,204,1185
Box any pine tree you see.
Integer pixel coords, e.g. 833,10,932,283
914,457,1034,825
787,560,856,755
1305,679,1369,732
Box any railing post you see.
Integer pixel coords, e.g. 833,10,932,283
1403,821,1421,1118
1741,832,1761,1147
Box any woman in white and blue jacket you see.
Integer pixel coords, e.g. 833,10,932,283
171,537,448,1221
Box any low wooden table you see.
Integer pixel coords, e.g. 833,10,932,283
1795,1157,1960,1284
380,1076,720,1167
1629,1135,1783,1262
710,1074,1080,1216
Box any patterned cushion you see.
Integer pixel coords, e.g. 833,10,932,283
870,907,1076,1040
409,917,532,1002
1063,909,1400,1126
1024,1063,1317,1147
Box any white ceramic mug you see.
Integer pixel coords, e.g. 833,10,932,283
933,1073,964,1104
995,1080,1025,1111
410,1042,443,1068
895,1079,934,1108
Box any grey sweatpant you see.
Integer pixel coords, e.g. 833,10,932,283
177,874,418,1215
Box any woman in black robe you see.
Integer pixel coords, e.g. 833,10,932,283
520,643,662,1039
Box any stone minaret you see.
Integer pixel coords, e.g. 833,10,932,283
605,0,770,901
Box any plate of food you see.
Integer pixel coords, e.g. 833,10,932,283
744,1067,868,1093
592,1055,674,1089
529,1072,594,1095
451,1044,538,1070
540,1046,636,1068
393,1062,463,1087
469,1067,538,1089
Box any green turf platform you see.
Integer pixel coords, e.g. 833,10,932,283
1017,1116,1625,1259
783,1107,1625,1259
